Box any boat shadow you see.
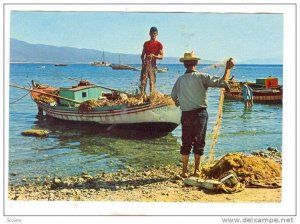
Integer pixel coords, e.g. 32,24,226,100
33,116,172,140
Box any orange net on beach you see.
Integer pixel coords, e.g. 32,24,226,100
202,153,282,188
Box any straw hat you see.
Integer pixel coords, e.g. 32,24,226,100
179,51,200,62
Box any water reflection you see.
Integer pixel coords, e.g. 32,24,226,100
31,116,181,172
34,116,173,140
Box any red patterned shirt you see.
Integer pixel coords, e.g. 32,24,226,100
143,40,163,58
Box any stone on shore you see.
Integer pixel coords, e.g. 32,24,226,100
21,129,49,137
8,152,282,202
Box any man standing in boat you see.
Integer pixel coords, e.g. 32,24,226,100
171,51,234,178
139,26,164,99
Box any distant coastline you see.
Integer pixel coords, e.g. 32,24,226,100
10,61,283,66
10,38,283,65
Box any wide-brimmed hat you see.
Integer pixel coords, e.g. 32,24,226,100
179,51,200,62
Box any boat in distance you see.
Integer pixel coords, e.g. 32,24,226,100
110,64,140,71
91,51,111,67
225,77,282,104
28,81,181,132
156,67,169,73
90,61,111,67
54,64,68,66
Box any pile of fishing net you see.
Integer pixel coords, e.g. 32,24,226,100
78,92,175,112
202,153,282,188
149,92,175,106
34,87,59,104
35,94,57,104
228,80,242,91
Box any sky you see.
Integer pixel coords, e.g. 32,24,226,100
10,11,283,63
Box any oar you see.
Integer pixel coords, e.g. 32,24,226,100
10,83,81,104
67,77,132,95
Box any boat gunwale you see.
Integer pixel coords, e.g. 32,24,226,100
34,100,176,116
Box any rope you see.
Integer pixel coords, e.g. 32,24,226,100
10,91,30,104
200,59,227,72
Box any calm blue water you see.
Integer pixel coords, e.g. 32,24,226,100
9,63,283,185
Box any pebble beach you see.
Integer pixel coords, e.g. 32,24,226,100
9,150,282,203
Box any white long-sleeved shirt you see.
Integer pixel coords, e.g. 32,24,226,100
171,71,229,111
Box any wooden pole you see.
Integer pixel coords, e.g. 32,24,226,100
10,83,81,104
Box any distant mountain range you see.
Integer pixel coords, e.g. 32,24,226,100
10,38,196,64
10,38,282,65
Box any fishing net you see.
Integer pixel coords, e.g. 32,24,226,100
35,94,57,104
149,92,175,106
78,99,104,112
78,92,175,112
228,80,242,91
33,86,59,104
202,153,282,188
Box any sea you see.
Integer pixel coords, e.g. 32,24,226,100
8,63,283,185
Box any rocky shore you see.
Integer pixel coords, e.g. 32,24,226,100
9,149,282,202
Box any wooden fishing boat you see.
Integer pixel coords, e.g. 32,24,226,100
225,77,283,104
111,64,139,71
110,55,139,71
23,81,181,132
156,67,169,73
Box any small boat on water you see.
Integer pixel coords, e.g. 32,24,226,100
111,64,139,71
111,55,139,71
91,61,111,67
54,64,68,66
91,51,111,67
225,77,283,104
156,67,169,73
15,80,181,132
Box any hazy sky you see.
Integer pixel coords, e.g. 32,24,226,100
10,11,283,63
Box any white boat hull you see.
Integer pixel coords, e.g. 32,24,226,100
37,103,181,132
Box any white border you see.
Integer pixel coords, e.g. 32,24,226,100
2,2,297,219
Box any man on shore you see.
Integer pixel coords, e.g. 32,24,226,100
171,51,234,178
139,26,164,99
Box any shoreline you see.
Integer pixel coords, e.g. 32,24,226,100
9,152,282,202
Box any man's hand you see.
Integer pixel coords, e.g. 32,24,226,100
225,58,235,70
148,54,157,60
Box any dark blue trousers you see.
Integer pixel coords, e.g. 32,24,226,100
180,108,208,156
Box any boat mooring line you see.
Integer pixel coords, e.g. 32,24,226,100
9,91,30,104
